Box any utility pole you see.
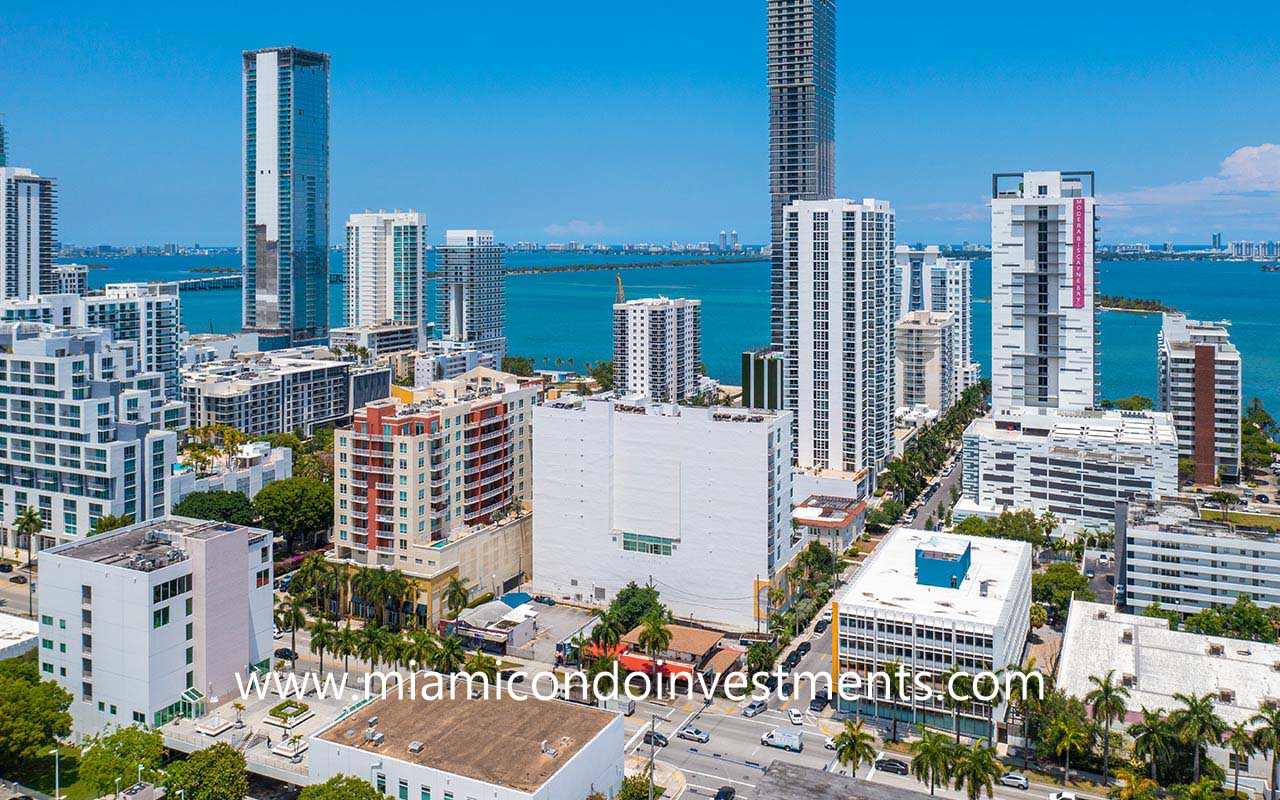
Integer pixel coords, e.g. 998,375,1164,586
648,713,656,800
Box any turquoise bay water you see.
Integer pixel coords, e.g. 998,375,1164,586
69,253,1280,411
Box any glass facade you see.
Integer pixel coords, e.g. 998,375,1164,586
242,47,330,347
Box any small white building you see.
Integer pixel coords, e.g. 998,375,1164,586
37,516,275,739
1058,600,1278,796
170,442,293,503
309,693,624,800
331,321,433,359
960,407,1178,529
834,529,1032,739
0,612,38,660
412,340,499,386
533,395,796,630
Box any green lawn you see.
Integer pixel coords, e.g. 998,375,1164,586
1,744,97,800
1200,508,1280,530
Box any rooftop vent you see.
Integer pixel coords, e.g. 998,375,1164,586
1220,689,1236,704
1121,674,1136,688
1096,610,1109,620
1121,630,1133,644
407,741,424,754
367,716,379,727
1208,643,1225,656
540,739,559,758
979,580,991,597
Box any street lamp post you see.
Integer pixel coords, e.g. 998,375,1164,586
49,748,59,800
115,776,121,799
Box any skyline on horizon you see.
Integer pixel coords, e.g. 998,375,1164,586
5,1,1280,246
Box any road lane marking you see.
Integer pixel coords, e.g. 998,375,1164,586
678,768,757,788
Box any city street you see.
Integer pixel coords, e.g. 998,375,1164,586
858,749,1105,800
904,450,963,530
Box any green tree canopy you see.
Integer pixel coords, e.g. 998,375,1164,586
501,356,536,377
172,490,257,525
298,775,385,800
80,725,165,795
259,432,305,453
0,663,72,765
608,582,665,631
1032,563,1095,618
253,476,333,552
164,741,247,800
588,359,614,390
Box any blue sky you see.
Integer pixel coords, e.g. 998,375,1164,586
4,1,1280,246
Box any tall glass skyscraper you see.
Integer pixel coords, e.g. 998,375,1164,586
767,0,835,347
241,46,330,349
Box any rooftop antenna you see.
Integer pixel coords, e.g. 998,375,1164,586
615,273,625,304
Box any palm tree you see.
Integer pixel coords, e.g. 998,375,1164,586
1129,707,1177,784
942,664,974,743
333,624,360,673
1250,705,1280,800
636,611,672,690
586,655,620,697
463,652,499,682
909,726,956,796
91,513,133,535
402,629,438,671
1169,692,1228,783
1048,715,1090,786
1108,768,1158,800
951,739,1002,800
1225,721,1256,799
308,618,336,676
443,575,472,619
293,553,329,615
973,669,1005,746
590,608,624,651
275,594,308,666
1006,658,1049,771
432,635,466,674
831,719,877,775
380,569,412,629
349,567,382,621
880,661,908,742
1084,669,1131,785
14,507,42,616
357,623,388,671
745,642,776,679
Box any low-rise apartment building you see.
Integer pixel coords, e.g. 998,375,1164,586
170,441,293,504
182,347,391,436
0,322,179,555
1115,497,1280,614
532,395,796,630
959,407,1178,529
330,321,432,359
1157,313,1242,484
834,529,1032,739
37,516,274,738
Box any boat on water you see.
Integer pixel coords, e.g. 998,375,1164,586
1262,264,1280,272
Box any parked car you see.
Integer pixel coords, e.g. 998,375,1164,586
713,788,736,800
641,730,668,747
814,619,829,634
760,728,803,752
274,647,297,660
874,758,910,775
272,626,283,640
533,595,556,606
1257,494,1271,503
1086,568,1096,579
9,574,28,584
1049,793,1077,800
0,562,12,573
809,694,829,712
796,641,811,656
742,699,768,717
823,736,836,750
677,726,710,743
787,708,804,725
784,651,801,668
999,772,1030,790
499,669,526,684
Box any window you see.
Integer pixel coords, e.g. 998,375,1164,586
152,607,170,628
133,711,145,724
41,662,53,674
420,789,431,800
185,598,193,616
186,647,193,665
41,638,52,650
398,779,408,800
256,569,270,588
376,774,386,793
185,622,193,640
41,614,52,625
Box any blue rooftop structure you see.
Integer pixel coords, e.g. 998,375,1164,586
500,591,533,608
915,536,971,589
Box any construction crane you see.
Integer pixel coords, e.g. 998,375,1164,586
615,273,625,304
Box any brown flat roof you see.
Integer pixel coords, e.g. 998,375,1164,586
622,623,723,658
316,692,615,793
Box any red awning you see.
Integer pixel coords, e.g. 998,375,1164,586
618,652,695,678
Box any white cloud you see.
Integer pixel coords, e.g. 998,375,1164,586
544,219,607,238
1099,144,1280,239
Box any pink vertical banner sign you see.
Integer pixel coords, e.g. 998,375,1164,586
1071,198,1086,308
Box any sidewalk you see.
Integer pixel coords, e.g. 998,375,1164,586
627,754,686,799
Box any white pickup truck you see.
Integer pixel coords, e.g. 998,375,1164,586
761,728,803,752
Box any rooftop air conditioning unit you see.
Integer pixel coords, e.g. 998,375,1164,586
407,741,424,754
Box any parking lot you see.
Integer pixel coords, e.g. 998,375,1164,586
514,601,597,666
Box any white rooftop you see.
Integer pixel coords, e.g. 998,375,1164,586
0,612,38,660
837,528,1031,627
969,407,1177,447
1057,600,1280,727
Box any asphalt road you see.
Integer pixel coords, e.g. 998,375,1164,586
904,451,963,530
0,568,36,618
858,748,1105,800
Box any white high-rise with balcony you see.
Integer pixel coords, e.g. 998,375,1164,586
343,211,428,349
894,311,956,413
1,166,57,299
437,229,506,364
893,245,978,395
783,198,895,480
990,171,1097,413
612,297,702,402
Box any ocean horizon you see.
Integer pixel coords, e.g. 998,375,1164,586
63,252,1280,413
